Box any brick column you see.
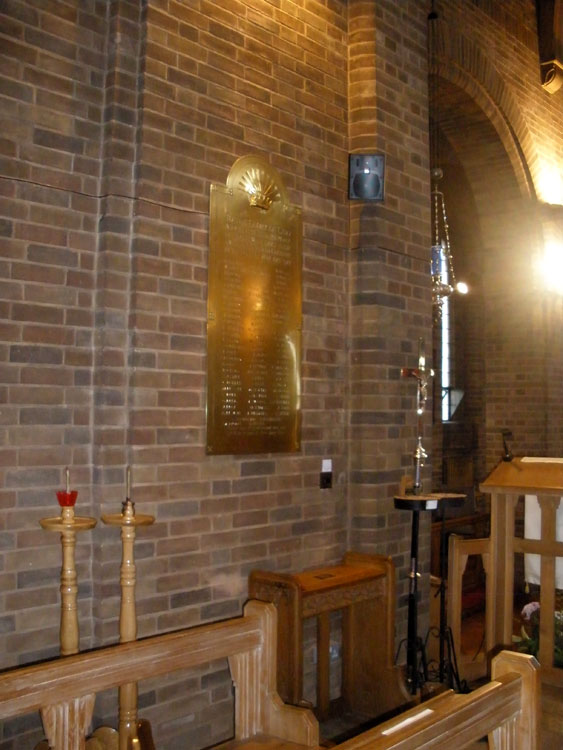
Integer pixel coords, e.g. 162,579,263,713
348,0,433,635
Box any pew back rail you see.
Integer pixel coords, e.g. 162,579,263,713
336,650,539,750
0,600,318,750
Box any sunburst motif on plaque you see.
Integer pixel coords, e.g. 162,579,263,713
225,155,287,211
238,167,280,209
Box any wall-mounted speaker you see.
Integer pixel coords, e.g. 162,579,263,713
348,153,385,201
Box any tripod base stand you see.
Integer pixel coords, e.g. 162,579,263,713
425,622,468,692
395,633,429,695
426,499,469,692
394,491,465,695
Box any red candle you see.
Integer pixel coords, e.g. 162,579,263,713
57,490,78,507
57,468,77,506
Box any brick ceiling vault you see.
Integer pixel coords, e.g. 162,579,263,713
429,19,536,203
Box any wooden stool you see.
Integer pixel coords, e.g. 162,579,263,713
249,551,407,722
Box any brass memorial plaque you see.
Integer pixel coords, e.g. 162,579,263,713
206,155,302,454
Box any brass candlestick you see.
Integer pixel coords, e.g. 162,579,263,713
102,468,154,750
39,468,96,656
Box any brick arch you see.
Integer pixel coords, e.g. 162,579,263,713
431,19,537,201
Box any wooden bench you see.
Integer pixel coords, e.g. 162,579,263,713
333,650,540,750
0,601,540,750
0,600,318,750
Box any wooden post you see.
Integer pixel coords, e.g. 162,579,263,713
538,495,561,668
228,600,319,746
486,491,518,650
490,650,541,750
316,612,330,720
447,534,468,665
446,535,490,682
40,694,96,750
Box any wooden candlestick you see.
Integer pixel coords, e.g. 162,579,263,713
40,478,96,657
102,488,154,750
102,500,154,643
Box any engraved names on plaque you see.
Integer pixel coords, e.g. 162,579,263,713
207,156,302,454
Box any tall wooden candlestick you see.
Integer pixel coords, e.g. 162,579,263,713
39,470,96,656
102,472,154,750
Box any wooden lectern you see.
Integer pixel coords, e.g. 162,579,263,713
480,457,563,685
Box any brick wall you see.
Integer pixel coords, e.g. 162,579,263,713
120,5,351,739
0,0,106,661
0,0,562,748
0,0,353,746
0,1,107,743
429,0,563,480
347,0,432,628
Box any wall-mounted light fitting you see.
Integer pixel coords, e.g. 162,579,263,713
535,0,563,93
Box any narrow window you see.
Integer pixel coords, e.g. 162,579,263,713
441,252,452,422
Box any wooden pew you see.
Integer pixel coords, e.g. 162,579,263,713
333,651,539,750
0,602,539,750
0,600,318,750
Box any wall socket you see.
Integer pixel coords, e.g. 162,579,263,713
320,472,332,489
320,458,332,489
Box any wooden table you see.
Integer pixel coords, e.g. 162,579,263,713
249,551,407,721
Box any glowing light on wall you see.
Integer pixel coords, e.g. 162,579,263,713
537,241,563,295
536,164,563,205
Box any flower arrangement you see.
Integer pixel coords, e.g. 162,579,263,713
515,600,563,668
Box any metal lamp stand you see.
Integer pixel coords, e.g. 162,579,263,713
394,492,465,695
396,338,465,694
